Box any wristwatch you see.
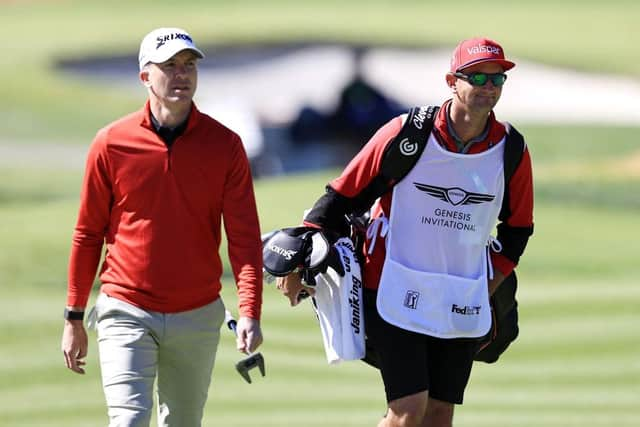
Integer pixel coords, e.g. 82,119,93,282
64,308,85,321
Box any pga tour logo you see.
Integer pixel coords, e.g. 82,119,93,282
404,290,420,309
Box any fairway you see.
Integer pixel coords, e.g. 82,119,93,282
2,276,638,426
1,161,639,426
1,1,640,426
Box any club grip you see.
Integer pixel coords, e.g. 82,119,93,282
224,310,237,335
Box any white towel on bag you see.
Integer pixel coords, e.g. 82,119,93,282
311,238,365,364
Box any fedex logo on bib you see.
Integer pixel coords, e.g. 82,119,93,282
467,44,501,56
451,304,481,315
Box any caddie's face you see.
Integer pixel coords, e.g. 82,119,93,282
141,50,199,106
448,62,505,113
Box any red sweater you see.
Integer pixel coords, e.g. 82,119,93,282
321,101,534,290
67,101,263,318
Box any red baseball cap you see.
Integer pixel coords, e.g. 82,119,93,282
450,37,515,73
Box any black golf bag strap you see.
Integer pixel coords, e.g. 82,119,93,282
348,105,438,215
503,123,525,184
498,123,526,221
379,105,439,183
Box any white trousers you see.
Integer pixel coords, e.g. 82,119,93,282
93,293,225,427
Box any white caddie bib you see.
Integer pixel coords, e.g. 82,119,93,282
376,133,505,338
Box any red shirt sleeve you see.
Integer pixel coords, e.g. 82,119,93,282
329,116,404,196
66,131,112,308
223,135,264,319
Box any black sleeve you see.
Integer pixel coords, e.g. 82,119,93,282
303,186,353,236
496,223,534,265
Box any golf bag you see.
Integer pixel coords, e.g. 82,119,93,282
263,228,366,364
475,270,519,363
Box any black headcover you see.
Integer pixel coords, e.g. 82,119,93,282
262,227,344,286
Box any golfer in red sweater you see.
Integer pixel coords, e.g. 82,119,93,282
61,27,264,426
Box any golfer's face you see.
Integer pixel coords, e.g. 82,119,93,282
145,50,199,105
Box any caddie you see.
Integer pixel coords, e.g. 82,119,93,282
276,37,534,427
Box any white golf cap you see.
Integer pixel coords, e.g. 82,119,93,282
138,27,204,70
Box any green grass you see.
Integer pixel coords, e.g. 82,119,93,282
1,1,639,425
1,277,639,426
1,122,639,424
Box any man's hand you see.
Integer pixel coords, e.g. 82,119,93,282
61,320,88,374
275,272,316,307
235,316,263,354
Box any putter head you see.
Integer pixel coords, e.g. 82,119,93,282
235,352,266,384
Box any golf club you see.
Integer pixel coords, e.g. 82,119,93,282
224,310,266,384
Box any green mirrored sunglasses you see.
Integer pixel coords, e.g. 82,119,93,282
454,72,508,87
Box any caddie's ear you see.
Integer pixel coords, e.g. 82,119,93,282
446,72,457,91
